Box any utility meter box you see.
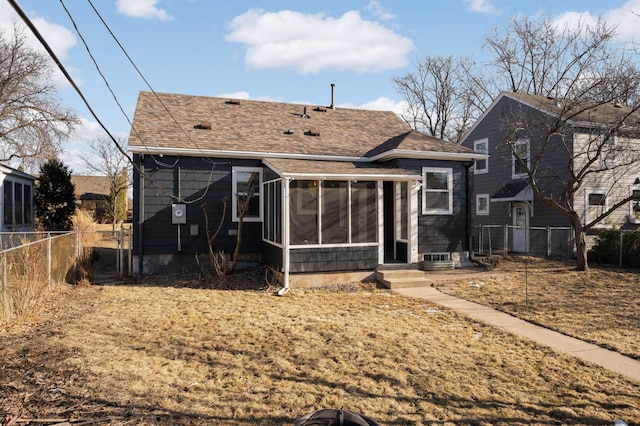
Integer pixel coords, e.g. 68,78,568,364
172,204,187,224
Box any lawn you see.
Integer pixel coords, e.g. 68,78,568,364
1,262,639,425
433,257,640,360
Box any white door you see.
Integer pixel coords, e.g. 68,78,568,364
512,203,528,253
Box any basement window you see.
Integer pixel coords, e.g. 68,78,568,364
423,253,450,262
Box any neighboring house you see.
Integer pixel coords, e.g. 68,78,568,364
72,175,111,222
128,91,485,287
460,91,640,255
0,163,36,233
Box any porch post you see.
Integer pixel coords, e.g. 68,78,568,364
409,181,419,263
377,181,384,265
282,178,291,289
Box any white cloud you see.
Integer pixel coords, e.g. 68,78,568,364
463,0,497,14
554,0,640,42
116,0,173,21
339,97,408,116
215,91,251,100
0,3,78,88
365,0,395,21
226,9,414,74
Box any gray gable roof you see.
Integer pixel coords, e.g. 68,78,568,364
128,91,482,162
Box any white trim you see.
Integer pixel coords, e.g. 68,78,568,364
130,146,487,163
377,181,385,265
422,167,453,215
473,138,489,174
409,181,419,263
231,166,263,222
476,193,490,215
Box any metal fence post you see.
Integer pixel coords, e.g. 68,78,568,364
2,252,6,299
47,232,52,287
620,229,624,267
504,224,508,257
546,227,551,258
117,224,123,279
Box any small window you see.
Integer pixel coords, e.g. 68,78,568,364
422,167,453,215
423,253,450,262
585,190,606,225
474,139,488,174
232,167,262,222
476,194,489,216
512,139,530,178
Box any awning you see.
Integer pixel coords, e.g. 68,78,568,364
491,180,533,202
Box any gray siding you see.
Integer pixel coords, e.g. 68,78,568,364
461,96,573,229
289,246,378,273
393,158,472,254
133,155,264,257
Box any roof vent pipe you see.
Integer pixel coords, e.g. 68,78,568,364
330,83,335,109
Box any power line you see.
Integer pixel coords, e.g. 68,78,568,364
85,0,211,158
6,0,214,204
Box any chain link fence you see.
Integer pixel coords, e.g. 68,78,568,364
474,224,574,259
1,227,132,325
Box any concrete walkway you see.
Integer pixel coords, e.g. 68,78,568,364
394,285,640,383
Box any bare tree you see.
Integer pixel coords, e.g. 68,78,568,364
393,55,476,143
498,96,640,271
80,136,129,229
485,17,640,271
0,23,79,171
395,14,640,271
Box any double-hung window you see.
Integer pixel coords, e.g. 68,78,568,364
422,167,453,215
476,193,489,216
474,138,488,174
232,167,262,222
512,139,530,178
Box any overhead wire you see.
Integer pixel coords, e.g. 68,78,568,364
86,0,214,161
7,0,227,205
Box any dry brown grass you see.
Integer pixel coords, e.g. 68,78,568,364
433,257,640,360
1,264,639,425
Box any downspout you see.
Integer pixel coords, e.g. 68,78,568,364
466,162,490,268
278,177,291,296
138,154,145,276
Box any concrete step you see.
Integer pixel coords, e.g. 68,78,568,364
376,269,431,289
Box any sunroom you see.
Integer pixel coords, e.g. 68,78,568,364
261,158,422,289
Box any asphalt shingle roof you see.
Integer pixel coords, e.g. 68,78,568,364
128,91,478,160
505,92,640,127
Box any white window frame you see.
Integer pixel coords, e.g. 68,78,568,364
232,166,263,222
476,193,489,216
512,139,530,179
474,138,488,174
422,167,453,215
584,189,607,226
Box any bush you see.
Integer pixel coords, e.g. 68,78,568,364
588,229,640,268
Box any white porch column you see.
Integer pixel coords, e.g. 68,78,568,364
377,180,384,265
410,181,419,263
282,178,291,289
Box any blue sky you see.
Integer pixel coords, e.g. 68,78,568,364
1,0,639,172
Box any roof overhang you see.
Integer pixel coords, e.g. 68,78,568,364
368,149,487,163
129,145,486,165
491,181,533,202
128,145,366,162
263,158,421,181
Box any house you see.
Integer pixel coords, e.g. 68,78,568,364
0,163,36,234
460,91,640,256
128,90,485,287
72,175,111,222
